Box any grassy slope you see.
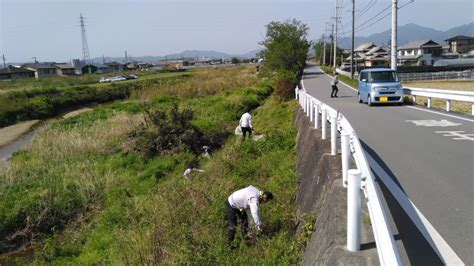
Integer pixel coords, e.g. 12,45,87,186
1,67,305,264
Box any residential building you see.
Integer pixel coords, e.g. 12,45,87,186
106,62,125,72
0,66,36,81
345,43,389,68
124,61,139,70
444,35,474,54
94,64,111,74
22,63,58,78
397,40,442,66
54,63,75,76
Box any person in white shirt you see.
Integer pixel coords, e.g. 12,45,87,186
226,185,273,247
331,73,339,98
239,112,253,140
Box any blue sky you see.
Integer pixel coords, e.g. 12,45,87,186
1,0,473,62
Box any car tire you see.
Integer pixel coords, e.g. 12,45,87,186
358,93,363,103
367,95,373,106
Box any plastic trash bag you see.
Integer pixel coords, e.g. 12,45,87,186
235,126,242,135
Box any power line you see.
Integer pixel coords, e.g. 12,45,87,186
355,0,414,33
338,0,414,36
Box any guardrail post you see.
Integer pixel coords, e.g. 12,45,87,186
303,93,307,112
306,94,311,117
446,100,451,112
321,108,327,139
331,116,337,155
295,87,298,100
347,169,361,252
412,95,416,104
314,104,320,129
427,97,432,108
341,132,350,188
472,103,474,116
310,99,314,122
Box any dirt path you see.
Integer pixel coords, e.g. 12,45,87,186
62,107,93,119
0,120,41,147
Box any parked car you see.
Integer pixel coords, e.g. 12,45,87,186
99,77,111,83
357,68,404,106
123,74,138,80
110,76,127,82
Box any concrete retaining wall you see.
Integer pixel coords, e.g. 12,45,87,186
294,108,378,265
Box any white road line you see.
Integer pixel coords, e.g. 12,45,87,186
365,152,465,266
311,66,474,123
405,106,474,123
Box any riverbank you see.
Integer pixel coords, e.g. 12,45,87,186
1,66,308,264
0,120,40,148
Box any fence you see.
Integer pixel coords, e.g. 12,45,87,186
403,87,474,115
295,83,402,265
399,70,473,82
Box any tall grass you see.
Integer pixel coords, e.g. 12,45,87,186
1,66,304,264
130,66,258,100
29,97,301,265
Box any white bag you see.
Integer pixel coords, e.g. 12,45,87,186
234,125,242,135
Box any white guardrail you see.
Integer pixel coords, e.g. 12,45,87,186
403,87,474,116
295,83,402,265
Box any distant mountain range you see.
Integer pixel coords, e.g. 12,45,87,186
91,49,262,64
337,22,474,49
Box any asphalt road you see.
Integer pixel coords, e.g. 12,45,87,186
302,65,473,264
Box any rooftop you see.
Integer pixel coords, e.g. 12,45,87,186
0,66,36,74
399,40,441,50
444,35,474,42
22,63,57,69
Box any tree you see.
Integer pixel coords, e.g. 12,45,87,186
313,42,345,66
259,19,311,76
231,57,240,64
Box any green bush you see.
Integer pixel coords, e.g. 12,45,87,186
273,70,298,100
126,103,203,158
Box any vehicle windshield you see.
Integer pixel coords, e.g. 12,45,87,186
369,71,398,83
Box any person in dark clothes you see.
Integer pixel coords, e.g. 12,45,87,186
226,186,273,248
331,73,339,98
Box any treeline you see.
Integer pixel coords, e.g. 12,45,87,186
0,75,188,128
259,18,311,99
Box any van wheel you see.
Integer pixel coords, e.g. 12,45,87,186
367,95,373,106
358,93,363,103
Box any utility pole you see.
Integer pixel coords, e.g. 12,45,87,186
351,0,355,79
330,24,334,67
322,34,326,65
324,22,331,66
332,0,341,69
391,0,398,70
2,54,6,68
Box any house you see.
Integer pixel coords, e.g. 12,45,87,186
137,62,153,70
397,40,442,66
106,62,125,72
94,64,111,74
345,43,389,67
0,66,36,81
54,63,75,76
124,61,139,70
444,35,474,54
22,63,58,78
